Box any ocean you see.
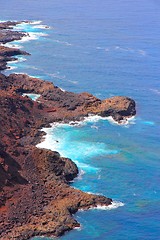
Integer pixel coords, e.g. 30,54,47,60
1,0,160,239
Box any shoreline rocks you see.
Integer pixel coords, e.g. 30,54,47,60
0,21,136,239
0,20,29,71
4,73,136,123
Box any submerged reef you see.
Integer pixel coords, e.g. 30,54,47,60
0,21,136,239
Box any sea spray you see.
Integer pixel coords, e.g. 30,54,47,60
79,201,125,211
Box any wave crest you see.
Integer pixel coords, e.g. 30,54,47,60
79,201,124,211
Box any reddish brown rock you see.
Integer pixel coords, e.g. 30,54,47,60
0,21,136,239
0,73,136,239
0,86,113,239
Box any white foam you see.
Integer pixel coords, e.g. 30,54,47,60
30,32,48,38
28,75,43,79
8,56,27,65
74,226,82,231
81,114,135,127
79,201,124,211
14,22,29,28
15,35,33,43
4,52,27,72
37,115,136,153
36,125,101,172
1,42,23,49
83,114,106,123
71,169,85,182
11,21,50,42
13,21,42,30
17,56,27,62
10,21,49,44
37,115,136,154
8,59,18,65
84,114,133,126
33,24,51,30
17,32,48,43
92,201,124,210
14,71,27,75
36,127,58,150
59,87,66,92
106,116,136,126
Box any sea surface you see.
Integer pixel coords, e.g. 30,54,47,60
1,0,160,239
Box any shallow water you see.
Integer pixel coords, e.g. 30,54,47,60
1,1,160,239
22,93,41,101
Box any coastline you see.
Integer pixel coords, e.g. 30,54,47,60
0,21,136,239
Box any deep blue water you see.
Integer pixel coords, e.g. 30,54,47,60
1,0,160,239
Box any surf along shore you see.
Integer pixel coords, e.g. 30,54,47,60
0,21,136,239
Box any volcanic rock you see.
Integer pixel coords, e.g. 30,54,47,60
0,21,136,239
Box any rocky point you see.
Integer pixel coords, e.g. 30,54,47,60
0,21,136,239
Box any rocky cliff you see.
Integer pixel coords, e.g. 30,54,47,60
0,87,112,239
0,21,136,239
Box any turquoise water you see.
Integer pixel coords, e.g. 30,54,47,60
1,1,160,239
22,93,41,101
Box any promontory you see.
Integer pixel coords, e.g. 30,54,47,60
0,21,136,239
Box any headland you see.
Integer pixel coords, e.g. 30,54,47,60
0,21,136,239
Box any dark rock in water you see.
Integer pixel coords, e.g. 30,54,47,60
0,30,27,44
0,46,29,57
0,46,29,71
0,21,29,71
99,96,136,121
112,113,124,122
0,45,30,70
0,21,24,30
0,21,136,239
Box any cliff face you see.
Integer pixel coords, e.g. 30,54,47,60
0,89,112,240
0,21,136,239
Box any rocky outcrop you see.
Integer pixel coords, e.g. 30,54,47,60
0,21,29,70
0,20,136,122
0,46,29,70
3,73,136,123
0,21,27,42
97,96,136,121
0,21,136,239
29,148,79,183
0,90,113,239
0,46,28,57
0,21,23,30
